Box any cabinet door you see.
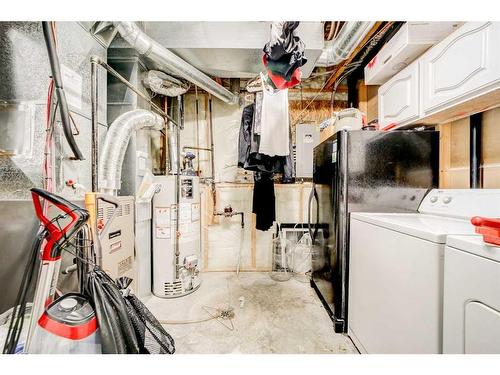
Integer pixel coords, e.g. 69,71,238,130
378,61,420,129
421,22,500,116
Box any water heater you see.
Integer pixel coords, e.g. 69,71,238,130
152,175,201,298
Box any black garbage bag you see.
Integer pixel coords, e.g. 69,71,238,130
85,268,140,354
116,277,175,354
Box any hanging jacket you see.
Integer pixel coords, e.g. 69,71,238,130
237,103,254,168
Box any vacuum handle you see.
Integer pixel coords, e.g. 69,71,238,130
31,188,84,241
31,188,82,223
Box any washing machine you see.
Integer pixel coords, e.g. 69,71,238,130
348,189,500,354
443,235,500,354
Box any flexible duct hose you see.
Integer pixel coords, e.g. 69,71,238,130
99,110,165,195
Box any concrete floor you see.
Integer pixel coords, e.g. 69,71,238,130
143,272,358,354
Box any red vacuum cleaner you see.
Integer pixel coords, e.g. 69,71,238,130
26,188,99,353
3,188,175,354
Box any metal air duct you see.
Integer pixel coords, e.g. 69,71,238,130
113,22,239,104
99,109,165,195
316,21,376,67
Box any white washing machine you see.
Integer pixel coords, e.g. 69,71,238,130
443,235,500,353
348,189,500,354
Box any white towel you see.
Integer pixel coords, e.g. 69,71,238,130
259,85,290,157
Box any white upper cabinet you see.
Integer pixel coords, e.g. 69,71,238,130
421,22,500,116
378,61,420,129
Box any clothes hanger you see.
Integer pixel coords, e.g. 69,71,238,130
246,74,262,92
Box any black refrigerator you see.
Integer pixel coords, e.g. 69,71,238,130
309,130,439,333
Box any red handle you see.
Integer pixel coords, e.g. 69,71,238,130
31,188,83,261
471,216,500,246
471,216,500,229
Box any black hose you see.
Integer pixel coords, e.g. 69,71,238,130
41,21,84,161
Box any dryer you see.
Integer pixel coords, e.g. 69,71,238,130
443,235,500,354
348,189,500,353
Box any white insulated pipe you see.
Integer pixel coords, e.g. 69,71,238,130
316,21,376,67
113,22,239,105
99,109,165,195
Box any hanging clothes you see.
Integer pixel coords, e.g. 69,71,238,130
264,55,302,90
253,91,263,135
237,103,254,168
237,95,295,181
263,22,306,63
262,21,307,89
252,172,275,231
259,82,290,157
264,52,304,82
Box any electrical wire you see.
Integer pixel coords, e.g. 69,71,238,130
292,22,393,125
42,21,84,160
158,316,216,325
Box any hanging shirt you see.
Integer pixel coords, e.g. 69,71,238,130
259,83,290,157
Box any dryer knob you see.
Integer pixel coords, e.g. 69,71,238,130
442,196,453,204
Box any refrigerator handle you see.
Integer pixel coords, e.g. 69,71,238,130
308,183,319,242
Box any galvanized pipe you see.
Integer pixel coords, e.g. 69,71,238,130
113,22,238,105
182,146,213,152
174,96,182,279
90,56,99,192
316,22,376,67
208,97,217,213
470,113,483,189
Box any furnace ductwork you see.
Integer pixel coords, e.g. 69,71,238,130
99,109,165,195
316,21,376,67
113,22,239,104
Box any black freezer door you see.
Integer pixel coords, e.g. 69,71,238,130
310,130,439,332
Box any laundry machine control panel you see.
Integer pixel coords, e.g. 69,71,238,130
419,189,500,219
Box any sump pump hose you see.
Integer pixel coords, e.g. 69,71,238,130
41,22,84,161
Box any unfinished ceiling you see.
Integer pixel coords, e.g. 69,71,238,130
140,22,324,79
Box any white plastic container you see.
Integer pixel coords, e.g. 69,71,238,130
333,108,364,133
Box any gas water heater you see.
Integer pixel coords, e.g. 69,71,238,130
152,175,201,297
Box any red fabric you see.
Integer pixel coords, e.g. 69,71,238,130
262,55,301,90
